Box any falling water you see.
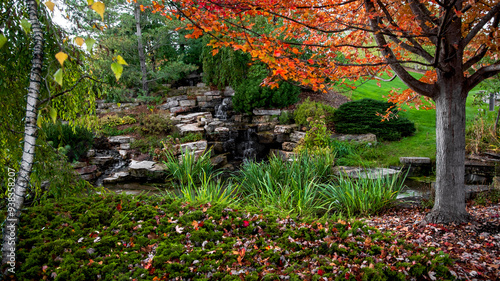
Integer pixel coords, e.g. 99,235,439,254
214,98,231,120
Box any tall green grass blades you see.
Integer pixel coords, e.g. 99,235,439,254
162,148,216,185
322,171,406,217
237,152,332,216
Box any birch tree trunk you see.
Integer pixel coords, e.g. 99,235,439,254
2,0,43,265
135,3,148,94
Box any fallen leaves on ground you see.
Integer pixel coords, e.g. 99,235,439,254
364,203,500,280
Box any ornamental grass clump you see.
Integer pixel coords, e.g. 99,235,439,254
238,151,334,216
162,148,216,186
173,171,240,206
322,171,406,217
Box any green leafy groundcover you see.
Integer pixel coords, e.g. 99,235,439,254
5,194,454,280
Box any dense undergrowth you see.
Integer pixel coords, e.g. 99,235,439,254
2,194,456,280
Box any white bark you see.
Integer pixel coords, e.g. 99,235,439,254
2,0,43,265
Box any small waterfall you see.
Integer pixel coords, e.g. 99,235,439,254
242,127,257,162
214,98,231,120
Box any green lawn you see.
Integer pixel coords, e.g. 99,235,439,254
336,73,491,167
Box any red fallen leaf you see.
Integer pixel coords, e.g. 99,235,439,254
318,269,325,276
242,220,250,227
116,202,122,212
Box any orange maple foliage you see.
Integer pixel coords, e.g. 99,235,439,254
144,0,500,109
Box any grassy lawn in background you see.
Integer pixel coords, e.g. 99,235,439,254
336,73,490,167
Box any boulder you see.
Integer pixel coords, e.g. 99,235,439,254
179,99,196,107
282,142,297,151
170,106,192,114
176,123,205,136
75,165,98,175
180,140,208,153
102,172,130,184
210,154,228,169
274,124,298,134
270,149,297,161
257,131,275,144
290,131,306,143
159,100,179,110
90,156,115,166
128,160,165,180
257,122,278,132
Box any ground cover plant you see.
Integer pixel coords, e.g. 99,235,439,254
2,193,464,280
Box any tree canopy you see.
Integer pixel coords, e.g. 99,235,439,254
152,0,500,223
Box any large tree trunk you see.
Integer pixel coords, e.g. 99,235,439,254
134,3,148,93
425,81,471,224
2,0,43,267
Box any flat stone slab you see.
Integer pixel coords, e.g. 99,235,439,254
180,140,208,153
176,123,205,136
108,136,134,144
274,124,297,134
253,109,281,116
331,133,377,143
290,131,306,143
128,160,165,180
399,157,431,164
103,172,130,184
335,166,401,179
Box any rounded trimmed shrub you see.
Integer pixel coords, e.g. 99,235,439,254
332,98,415,141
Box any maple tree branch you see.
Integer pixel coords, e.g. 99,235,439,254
375,0,433,63
365,0,437,98
461,2,500,48
463,44,489,71
466,62,500,92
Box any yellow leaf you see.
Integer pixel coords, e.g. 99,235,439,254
55,52,68,67
91,2,105,21
74,37,84,47
116,55,128,65
87,0,94,5
44,1,55,12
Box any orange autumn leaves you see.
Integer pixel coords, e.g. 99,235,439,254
148,0,500,104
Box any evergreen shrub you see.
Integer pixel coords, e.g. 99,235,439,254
232,64,301,113
333,99,415,141
42,122,94,162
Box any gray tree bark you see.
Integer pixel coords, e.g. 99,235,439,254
135,3,148,94
2,0,43,265
425,82,471,223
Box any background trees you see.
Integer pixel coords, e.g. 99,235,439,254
157,0,500,223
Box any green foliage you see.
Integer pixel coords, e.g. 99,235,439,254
6,193,453,280
138,113,173,135
237,151,334,216
233,64,301,113
99,114,137,127
321,171,407,217
293,98,335,128
165,172,240,205
162,149,216,186
180,132,203,143
42,122,94,162
278,110,294,124
297,119,331,150
465,107,500,155
333,99,416,141
202,38,251,89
